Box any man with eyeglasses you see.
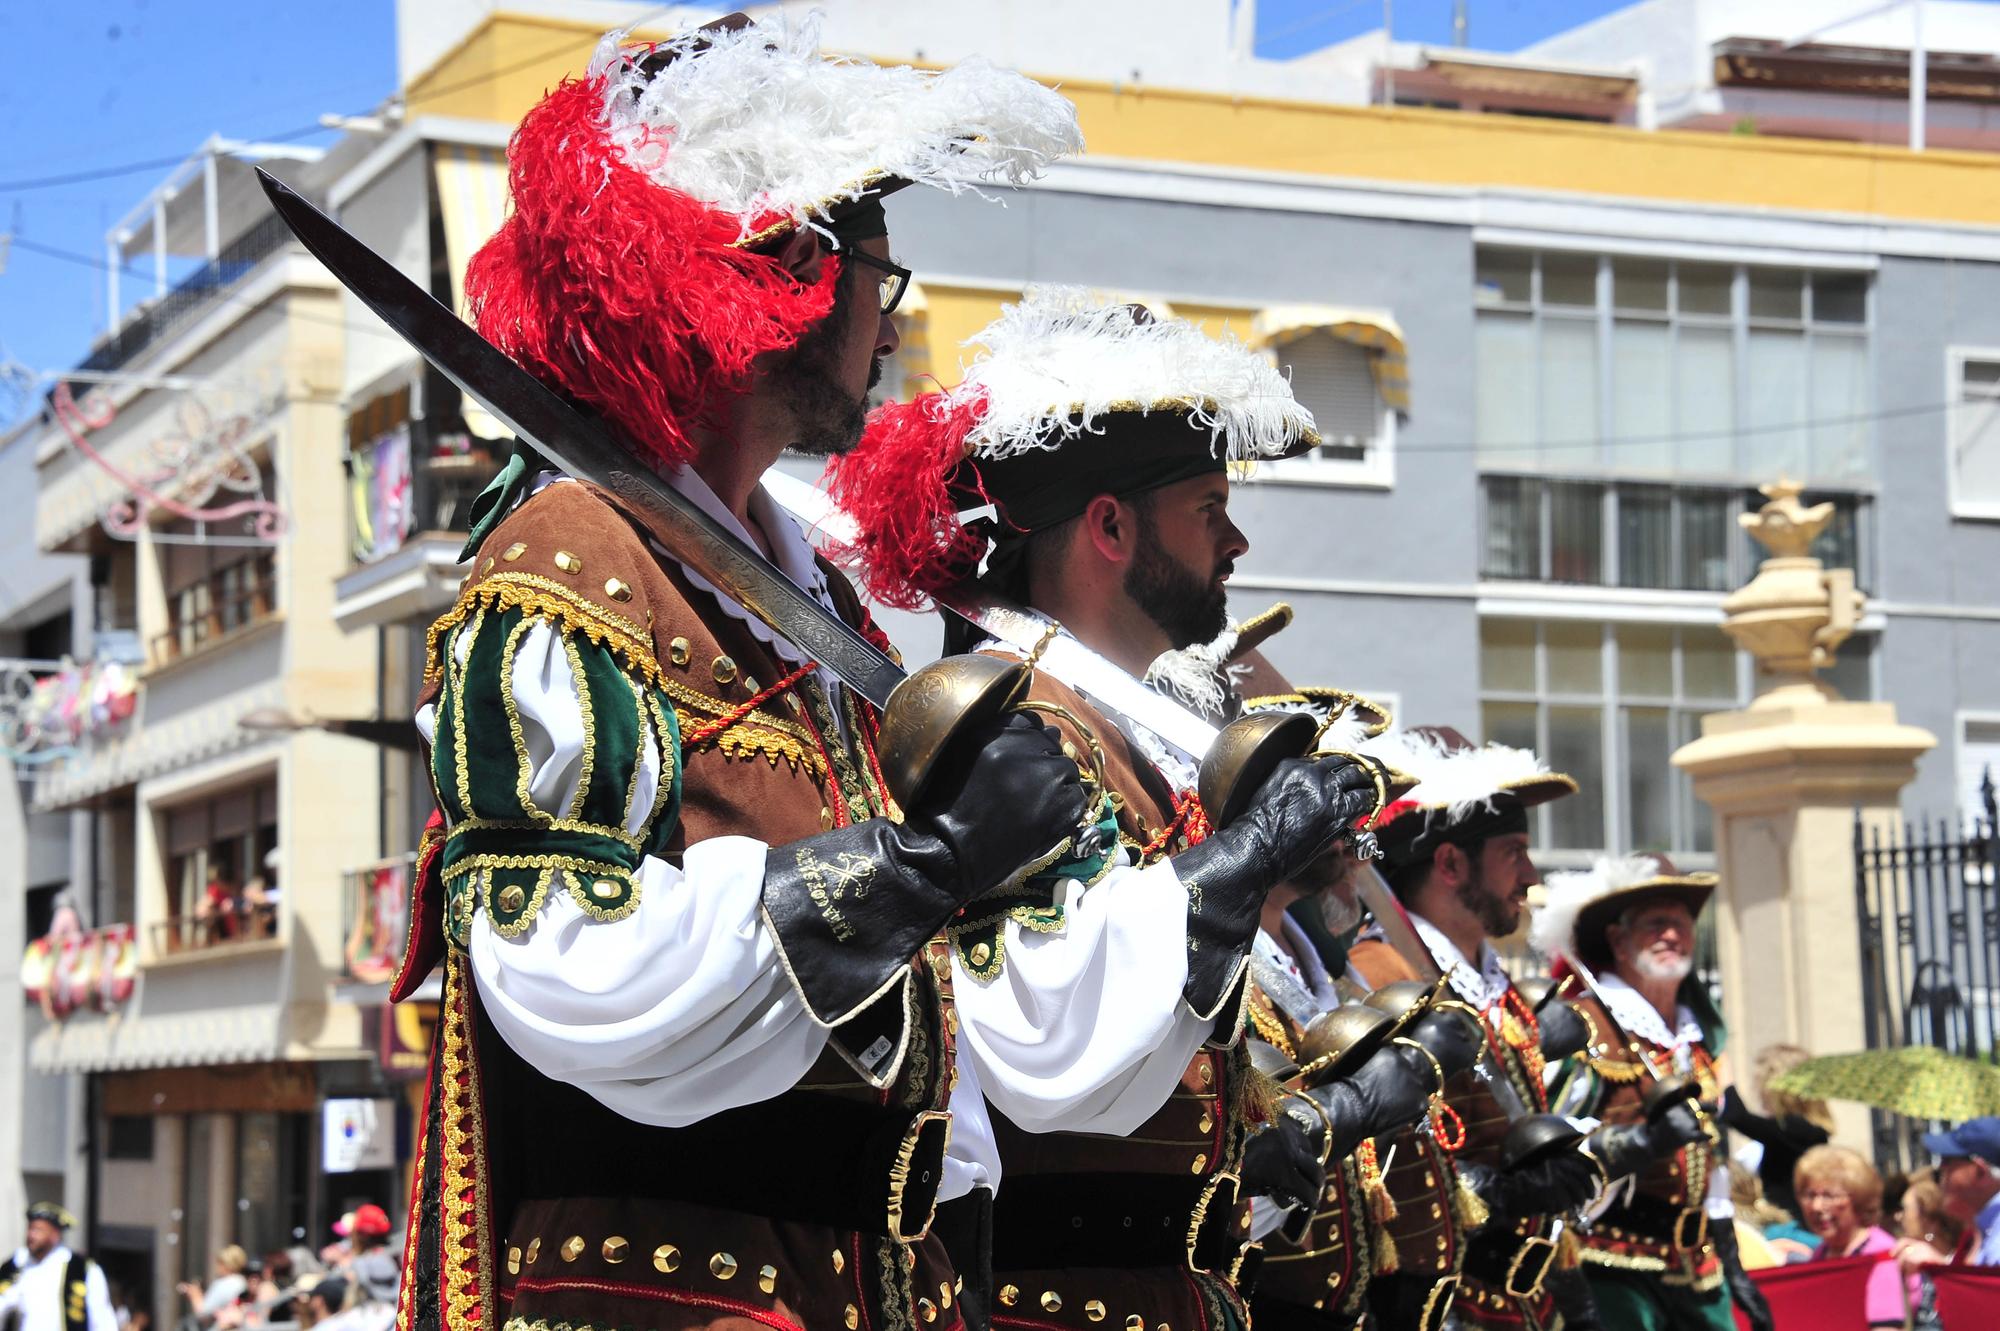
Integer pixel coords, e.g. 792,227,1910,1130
1897,1118,2000,1270
1533,856,1773,1331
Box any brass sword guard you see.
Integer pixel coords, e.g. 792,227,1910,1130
1196,710,1321,828
875,653,1035,812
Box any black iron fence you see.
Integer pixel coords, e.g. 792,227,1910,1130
1854,775,2000,1168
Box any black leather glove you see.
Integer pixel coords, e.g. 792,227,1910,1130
1538,998,1591,1061
1714,1214,1774,1331
1241,1111,1327,1213
1309,1038,1440,1160
1545,1267,1604,1331
1459,1144,1600,1226
762,711,1087,1028
1407,1006,1486,1082
1585,1098,1709,1182
1171,755,1383,1016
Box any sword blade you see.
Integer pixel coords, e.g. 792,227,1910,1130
256,168,908,710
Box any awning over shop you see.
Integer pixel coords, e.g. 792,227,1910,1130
1249,306,1410,414
31,1001,284,1073
433,143,511,439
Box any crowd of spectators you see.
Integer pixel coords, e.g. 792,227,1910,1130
172,1205,399,1331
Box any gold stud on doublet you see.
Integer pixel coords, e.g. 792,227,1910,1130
590,878,621,900
712,655,738,684
1198,1061,1213,1087
969,942,993,968
1085,1300,1106,1321
652,1244,680,1273
506,1246,521,1276
524,1238,540,1264
481,557,495,575
1197,1112,1214,1133
668,636,691,667
820,806,835,830
998,1286,1020,1308
554,550,582,574
1191,1153,1208,1173
1041,1292,1063,1313
918,1298,937,1323
757,1265,777,1295
939,1282,953,1308
501,542,527,562
1125,1318,1144,1331
830,1248,846,1275
605,577,633,603
560,1235,584,1262
601,1237,628,1263
497,885,525,914
710,1252,738,1280
843,1308,859,1330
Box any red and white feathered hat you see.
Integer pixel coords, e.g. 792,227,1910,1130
825,288,1320,609
1357,726,1576,874
466,12,1081,470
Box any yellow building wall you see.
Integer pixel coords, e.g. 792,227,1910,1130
406,13,2000,230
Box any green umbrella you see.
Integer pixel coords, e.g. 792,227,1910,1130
1769,1046,2000,1122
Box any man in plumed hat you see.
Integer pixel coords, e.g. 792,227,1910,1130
829,290,1450,1330
393,14,1103,1331
1344,732,1708,1331
1533,857,1774,1331
0,1205,116,1331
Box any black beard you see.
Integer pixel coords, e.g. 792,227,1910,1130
1455,856,1520,938
1124,510,1229,650
778,276,875,458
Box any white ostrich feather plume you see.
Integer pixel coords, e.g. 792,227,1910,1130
594,14,1083,243
937,288,1320,460
1359,729,1557,819
1145,629,1243,719
1529,854,1672,959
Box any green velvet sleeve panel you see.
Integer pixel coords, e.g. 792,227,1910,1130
428,594,681,950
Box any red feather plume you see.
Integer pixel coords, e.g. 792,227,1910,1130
465,69,840,470
824,392,992,610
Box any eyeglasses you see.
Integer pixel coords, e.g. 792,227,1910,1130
843,248,913,316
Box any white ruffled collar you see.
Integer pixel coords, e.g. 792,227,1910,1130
1596,971,1705,1052
1409,911,1512,1012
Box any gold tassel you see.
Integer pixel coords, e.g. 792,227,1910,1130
1454,1176,1490,1232
1557,1226,1583,1270
1245,1064,1282,1127
1374,1223,1401,1275
1357,1139,1399,1224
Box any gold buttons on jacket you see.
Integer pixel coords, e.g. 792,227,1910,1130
668,636,691,667
998,1285,1020,1308
601,1237,628,1264
652,1244,681,1273
497,885,525,914
1191,1153,1208,1173
502,542,528,562
560,1235,584,1262
554,550,582,573
524,1238,540,1264
918,1299,937,1323
969,942,993,968
831,1248,845,1275
758,1265,777,1295
1125,1318,1145,1331
939,1283,953,1309
1197,1112,1214,1133
506,1246,521,1276
1041,1291,1063,1312
710,1252,738,1280
1085,1300,1107,1321
590,879,621,900
712,655,738,684
844,1308,859,1330
481,557,495,575
821,806,835,830
605,578,633,603
1198,1061,1213,1087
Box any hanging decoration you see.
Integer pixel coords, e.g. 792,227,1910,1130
0,657,139,765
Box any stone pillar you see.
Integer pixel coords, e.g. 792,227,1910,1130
1673,480,1933,1148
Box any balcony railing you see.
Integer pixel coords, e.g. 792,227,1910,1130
68,215,294,382
347,429,505,565
150,900,278,956
341,853,416,984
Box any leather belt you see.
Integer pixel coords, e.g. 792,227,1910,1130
991,1172,1245,1273
1462,1227,1559,1300
1601,1193,1710,1253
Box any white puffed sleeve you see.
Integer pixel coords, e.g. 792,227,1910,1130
953,853,1212,1137
419,620,828,1126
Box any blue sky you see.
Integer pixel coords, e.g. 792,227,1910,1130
0,0,1659,418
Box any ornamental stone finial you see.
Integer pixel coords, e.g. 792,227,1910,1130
1721,476,1863,706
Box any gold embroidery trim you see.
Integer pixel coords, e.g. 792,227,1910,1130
426,572,660,692
440,949,495,1331
443,853,639,928
561,631,598,823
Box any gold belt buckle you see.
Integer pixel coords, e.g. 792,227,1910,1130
1504,1234,1559,1299
886,1109,953,1243
1672,1208,1709,1254
1419,1274,1461,1331
1185,1170,1243,1274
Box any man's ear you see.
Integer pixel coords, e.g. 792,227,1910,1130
1431,841,1467,888
770,227,825,285
1079,493,1135,566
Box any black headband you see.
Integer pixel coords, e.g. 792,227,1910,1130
962,408,1231,539
1376,795,1530,878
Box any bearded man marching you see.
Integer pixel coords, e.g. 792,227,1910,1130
828,291,1455,1331
1532,857,1774,1331
377,16,1129,1331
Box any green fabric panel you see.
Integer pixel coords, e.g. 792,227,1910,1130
459,608,531,821
639,690,684,861
574,641,642,831
443,825,637,878
1583,1268,1733,1331
428,638,466,824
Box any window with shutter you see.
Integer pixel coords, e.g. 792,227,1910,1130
1278,331,1381,460
1950,352,2000,517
